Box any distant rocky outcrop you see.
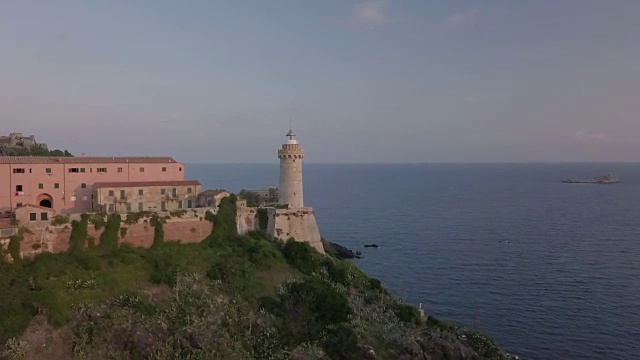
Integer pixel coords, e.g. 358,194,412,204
322,239,362,259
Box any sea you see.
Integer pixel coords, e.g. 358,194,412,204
186,163,640,360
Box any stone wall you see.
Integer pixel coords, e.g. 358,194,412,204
266,207,324,254
236,200,258,235
16,209,216,259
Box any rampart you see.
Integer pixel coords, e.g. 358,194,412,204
265,207,324,254
11,208,216,259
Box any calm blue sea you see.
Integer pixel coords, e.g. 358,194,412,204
187,163,640,360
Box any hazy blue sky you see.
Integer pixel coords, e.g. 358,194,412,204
1,1,639,163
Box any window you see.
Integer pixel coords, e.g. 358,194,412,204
29,168,32,173
82,195,88,201
15,185,23,192
80,168,86,173
38,183,43,189
126,203,131,211
13,168,25,174
71,195,77,201
162,167,167,172
97,168,107,173
178,201,183,209
117,167,123,172
138,189,143,196
161,189,165,195
120,190,126,200
172,188,177,197
30,213,36,221
108,204,115,212
140,167,144,172
69,168,79,173
45,168,51,174
109,190,114,197
179,167,182,172
187,188,192,194
187,200,192,208
161,201,166,210
138,202,143,211
81,183,86,189
16,203,22,208
54,183,60,189
41,212,48,221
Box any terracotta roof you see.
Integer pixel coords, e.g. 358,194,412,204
0,156,179,164
94,180,201,188
16,204,56,212
0,218,13,229
199,189,230,196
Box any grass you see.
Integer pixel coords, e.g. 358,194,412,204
0,196,508,359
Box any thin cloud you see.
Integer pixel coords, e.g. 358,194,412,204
352,0,387,26
575,129,608,142
447,6,481,26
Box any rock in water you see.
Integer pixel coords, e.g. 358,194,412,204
322,240,362,259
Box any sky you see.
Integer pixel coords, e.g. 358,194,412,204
1,0,639,163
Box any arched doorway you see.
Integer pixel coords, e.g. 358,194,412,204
36,193,53,208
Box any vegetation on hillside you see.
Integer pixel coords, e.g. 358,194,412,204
0,146,73,157
0,197,509,359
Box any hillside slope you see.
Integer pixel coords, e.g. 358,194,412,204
0,197,511,359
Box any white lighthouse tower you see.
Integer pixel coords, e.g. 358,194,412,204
278,129,304,208
265,128,325,254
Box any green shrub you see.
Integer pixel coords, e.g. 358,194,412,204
8,235,22,263
206,195,237,245
281,239,319,275
266,278,351,345
322,323,361,359
51,215,70,226
68,214,89,254
392,303,422,325
150,215,164,248
98,213,121,252
123,211,152,225
89,213,106,231
169,210,187,218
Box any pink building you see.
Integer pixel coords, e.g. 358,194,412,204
0,156,190,214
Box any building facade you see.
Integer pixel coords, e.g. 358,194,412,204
197,189,230,208
0,156,187,214
93,181,201,213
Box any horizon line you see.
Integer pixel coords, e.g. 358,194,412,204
184,160,640,165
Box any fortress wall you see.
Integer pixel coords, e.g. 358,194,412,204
266,207,324,254
17,215,213,258
236,204,258,235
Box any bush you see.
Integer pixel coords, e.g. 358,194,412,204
281,239,319,275
68,214,89,254
169,210,187,218
150,215,164,247
89,213,106,231
8,235,22,263
392,303,422,325
98,213,121,252
322,323,361,359
206,195,237,245
51,215,70,226
266,278,351,346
